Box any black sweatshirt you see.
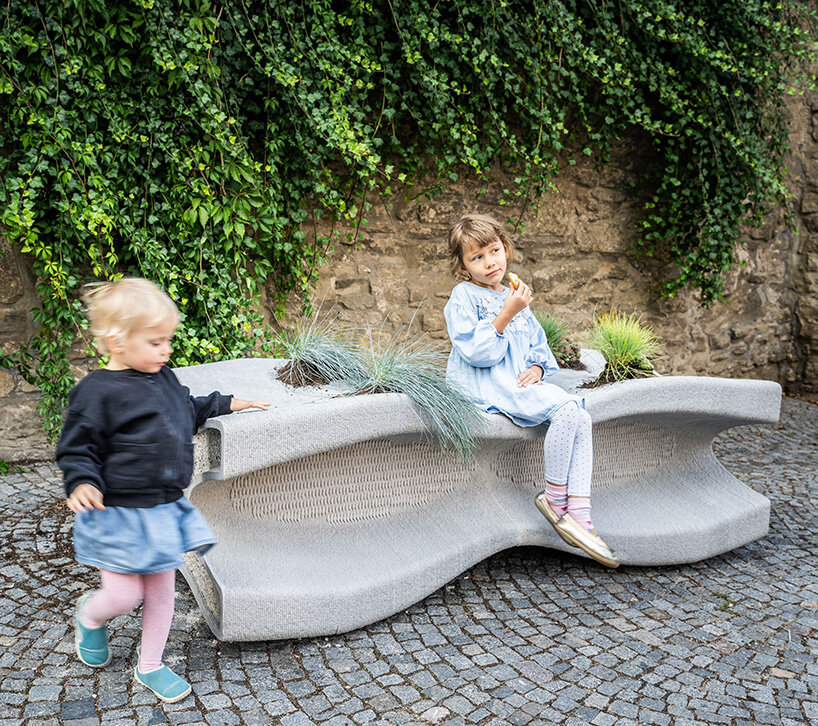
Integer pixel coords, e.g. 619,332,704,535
56,366,232,508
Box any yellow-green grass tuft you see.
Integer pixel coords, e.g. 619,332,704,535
588,311,660,383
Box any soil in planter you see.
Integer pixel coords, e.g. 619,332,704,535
580,364,655,388
276,360,332,387
555,342,586,371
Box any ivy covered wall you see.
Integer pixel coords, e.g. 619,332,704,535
1,0,816,443
304,99,817,392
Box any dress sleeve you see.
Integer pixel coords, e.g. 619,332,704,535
444,296,509,368
56,407,107,498
525,312,560,377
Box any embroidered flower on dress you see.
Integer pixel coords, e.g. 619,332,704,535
475,292,531,333
477,296,501,321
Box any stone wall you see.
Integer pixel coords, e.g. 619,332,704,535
295,96,817,389
2,95,817,463
792,95,818,390
0,240,53,462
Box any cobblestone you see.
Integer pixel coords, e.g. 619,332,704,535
0,396,816,724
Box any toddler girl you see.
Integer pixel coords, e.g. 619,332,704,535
57,278,269,701
443,214,617,568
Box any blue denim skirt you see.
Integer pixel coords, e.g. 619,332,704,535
73,497,216,574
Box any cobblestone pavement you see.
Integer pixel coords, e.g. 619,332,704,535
1,396,816,726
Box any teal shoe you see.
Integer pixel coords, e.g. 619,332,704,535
134,665,192,703
74,592,111,668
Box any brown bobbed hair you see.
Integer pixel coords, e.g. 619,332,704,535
448,213,515,279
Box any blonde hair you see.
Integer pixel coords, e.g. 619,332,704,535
81,278,180,354
447,213,516,278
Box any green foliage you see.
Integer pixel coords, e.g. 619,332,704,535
0,460,8,477
712,590,739,614
532,310,582,369
588,311,660,382
533,311,571,355
1,1,815,437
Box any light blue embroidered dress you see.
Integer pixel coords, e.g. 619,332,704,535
444,281,582,426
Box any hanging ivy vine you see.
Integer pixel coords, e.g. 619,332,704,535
1,0,816,438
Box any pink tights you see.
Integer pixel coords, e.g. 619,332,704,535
82,569,176,672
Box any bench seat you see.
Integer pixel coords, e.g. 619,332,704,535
175,358,780,641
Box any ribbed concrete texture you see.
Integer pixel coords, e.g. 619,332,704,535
173,357,781,642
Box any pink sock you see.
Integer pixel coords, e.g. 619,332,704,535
82,570,143,628
545,482,568,516
567,496,594,530
139,570,176,673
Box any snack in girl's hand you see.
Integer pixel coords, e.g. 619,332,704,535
508,272,521,290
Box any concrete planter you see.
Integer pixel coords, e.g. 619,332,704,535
175,356,781,641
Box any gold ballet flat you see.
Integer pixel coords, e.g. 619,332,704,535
534,492,579,549
534,491,561,526
554,514,620,569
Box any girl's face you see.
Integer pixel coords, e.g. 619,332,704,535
459,238,508,291
106,319,176,373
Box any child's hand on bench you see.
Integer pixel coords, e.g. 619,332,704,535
230,398,270,412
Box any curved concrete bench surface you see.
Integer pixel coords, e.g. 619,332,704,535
174,357,781,641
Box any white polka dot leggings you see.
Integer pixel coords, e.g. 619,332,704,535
544,402,593,498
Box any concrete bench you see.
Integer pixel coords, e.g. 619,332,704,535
174,357,781,642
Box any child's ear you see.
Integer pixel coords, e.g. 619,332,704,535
105,335,123,354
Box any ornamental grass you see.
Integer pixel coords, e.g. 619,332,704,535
532,311,583,369
276,316,481,459
351,326,481,460
588,311,660,383
273,314,367,387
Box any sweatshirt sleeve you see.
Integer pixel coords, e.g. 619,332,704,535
444,293,510,368
525,311,560,377
166,367,233,433
56,405,107,498
190,390,233,431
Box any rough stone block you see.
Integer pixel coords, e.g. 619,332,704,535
0,241,25,304
0,370,13,397
802,193,818,214
0,396,53,462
